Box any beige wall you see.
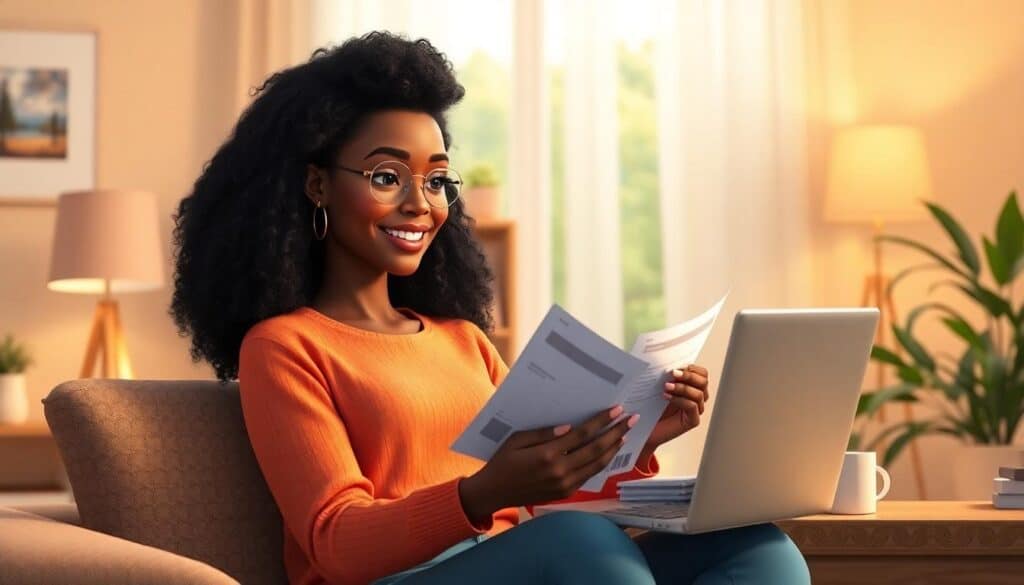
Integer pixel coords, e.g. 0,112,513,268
0,0,243,485
807,0,1024,498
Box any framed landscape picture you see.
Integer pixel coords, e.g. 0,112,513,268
0,30,96,206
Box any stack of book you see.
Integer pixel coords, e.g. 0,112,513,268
617,476,696,502
993,466,1024,509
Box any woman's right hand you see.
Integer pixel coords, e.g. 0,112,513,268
460,404,639,519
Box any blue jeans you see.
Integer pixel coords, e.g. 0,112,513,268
369,510,811,584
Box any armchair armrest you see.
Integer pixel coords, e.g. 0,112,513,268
0,506,238,585
8,501,81,526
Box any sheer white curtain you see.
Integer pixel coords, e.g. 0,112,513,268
559,0,624,345
308,0,452,52
233,0,317,116
508,0,553,355
654,0,813,474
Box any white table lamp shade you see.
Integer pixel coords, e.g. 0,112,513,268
825,125,932,224
48,189,165,294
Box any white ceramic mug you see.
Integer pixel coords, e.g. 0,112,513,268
830,451,891,514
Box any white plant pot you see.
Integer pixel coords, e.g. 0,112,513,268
465,186,502,220
951,443,1024,499
0,373,29,423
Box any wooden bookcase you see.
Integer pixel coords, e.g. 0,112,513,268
470,218,518,365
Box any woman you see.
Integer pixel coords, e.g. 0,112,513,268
170,31,809,585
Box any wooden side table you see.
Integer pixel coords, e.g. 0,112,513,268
0,421,52,438
775,501,1024,584
0,421,71,492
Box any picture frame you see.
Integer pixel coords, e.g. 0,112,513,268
0,29,96,207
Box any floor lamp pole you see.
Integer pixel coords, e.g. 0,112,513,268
861,221,927,499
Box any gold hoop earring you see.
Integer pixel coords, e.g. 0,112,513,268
313,200,328,240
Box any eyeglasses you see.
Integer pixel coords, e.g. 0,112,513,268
332,160,463,209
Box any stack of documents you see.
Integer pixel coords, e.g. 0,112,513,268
452,294,728,492
617,476,697,502
993,466,1024,509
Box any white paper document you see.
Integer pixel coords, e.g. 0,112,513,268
451,294,728,492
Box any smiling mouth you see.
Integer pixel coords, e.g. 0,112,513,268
378,226,429,242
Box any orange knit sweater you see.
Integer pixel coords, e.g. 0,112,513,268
238,305,660,585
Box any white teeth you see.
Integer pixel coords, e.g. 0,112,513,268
383,228,424,242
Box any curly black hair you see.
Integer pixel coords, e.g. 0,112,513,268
169,31,496,383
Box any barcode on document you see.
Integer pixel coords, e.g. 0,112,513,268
610,452,633,471
480,417,512,443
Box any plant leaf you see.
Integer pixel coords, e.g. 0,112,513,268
941,316,985,351
847,431,861,451
939,414,983,443
897,365,925,385
924,368,964,401
1014,320,1024,374
864,420,914,451
955,348,992,441
1004,396,1024,446
933,426,968,440
883,421,935,467
996,190,1024,278
1012,254,1024,282
886,263,944,298
971,342,1006,443
926,202,981,275
926,280,1016,325
957,284,1014,320
892,324,936,371
927,279,960,295
1002,381,1024,444
981,351,1009,443
871,344,925,386
904,301,973,332
876,235,971,280
871,345,906,367
897,303,978,353
946,416,982,443
857,384,918,418
984,236,1011,285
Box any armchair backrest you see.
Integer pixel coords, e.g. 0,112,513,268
43,379,287,585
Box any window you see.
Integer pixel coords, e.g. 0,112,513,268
547,0,665,344
428,1,513,217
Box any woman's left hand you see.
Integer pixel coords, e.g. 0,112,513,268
642,364,710,453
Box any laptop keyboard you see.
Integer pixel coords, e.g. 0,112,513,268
605,502,691,519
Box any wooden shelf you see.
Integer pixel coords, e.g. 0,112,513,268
471,219,517,365
0,421,51,438
472,218,515,233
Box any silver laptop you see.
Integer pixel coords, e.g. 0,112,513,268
534,308,879,534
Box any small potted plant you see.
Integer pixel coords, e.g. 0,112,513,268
849,190,1024,498
463,162,502,220
0,332,32,423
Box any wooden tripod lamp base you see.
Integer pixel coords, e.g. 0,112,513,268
79,298,134,379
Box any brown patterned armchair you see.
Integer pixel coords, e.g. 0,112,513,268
0,379,288,585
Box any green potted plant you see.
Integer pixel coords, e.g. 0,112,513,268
463,162,502,220
849,190,1024,498
0,332,33,423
